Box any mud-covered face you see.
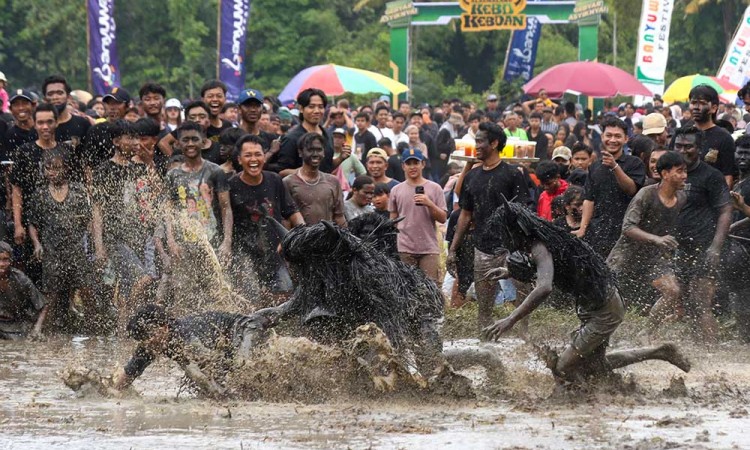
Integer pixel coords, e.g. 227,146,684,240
736,145,750,172
689,96,716,124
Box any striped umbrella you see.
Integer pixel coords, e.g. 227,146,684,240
279,64,409,104
662,74,741,103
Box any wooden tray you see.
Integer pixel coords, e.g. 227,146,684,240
451,155,540,163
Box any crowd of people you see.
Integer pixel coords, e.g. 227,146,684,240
0,72,748,360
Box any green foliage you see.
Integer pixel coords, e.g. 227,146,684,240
0,0,746,104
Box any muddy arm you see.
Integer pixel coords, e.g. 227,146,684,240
180,362,228,399
254,300,296,324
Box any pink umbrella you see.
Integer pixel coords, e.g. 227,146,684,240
523,61,652,98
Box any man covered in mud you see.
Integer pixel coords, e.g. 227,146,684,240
112,304,270,398
482,198,691,386
0,241,47,339
607,151,687,335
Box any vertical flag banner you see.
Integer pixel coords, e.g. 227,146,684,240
717,6,750,89
218,0,251,101
503,17,542,82
635,0,674,96
87,0,121,95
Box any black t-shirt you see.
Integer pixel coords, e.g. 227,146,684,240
201,141,223,166
228,170,297,255
527,127,549,160
701,125,736,177
207,119,234,142
387,154,405,182
27,182,92,254
123,312,248,379
677,161,730,247
92,160,154,250
583,154,645,256
459,162,532,254
10,141,76,201
4,125,37,157
55,115,91,149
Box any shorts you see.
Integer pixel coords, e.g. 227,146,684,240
674,242,717,284
570,288,625,357
399,253,441,282
111,239,157,298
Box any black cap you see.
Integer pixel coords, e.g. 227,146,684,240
102,87,131,104
9,89,34,104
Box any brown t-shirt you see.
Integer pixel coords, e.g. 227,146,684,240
607,184,686,273
283,171,345,225
388,179,447,254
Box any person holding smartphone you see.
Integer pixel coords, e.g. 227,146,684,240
388,148,447,282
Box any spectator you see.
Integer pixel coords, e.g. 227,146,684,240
372,182,391,218
526,112,548,160
607,151,687,335
687,84,737,186
138,82,167,129
389,148,447,282
435,113,463,180
344,175,375,221
645,147,668,186
448,122,531,330
0,241,47,340
503,112,528,140
28,148,93,330
331,127,365,185
553,185,583,233
536,161,569,221
575,116,645,257
366,148,399,190
275,88,335,176
352,111,378,164
228,134,303,297
283,132,346,227
43,75,91,153
671,126,732,343
551,146,572,180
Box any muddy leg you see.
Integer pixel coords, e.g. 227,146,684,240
605,343,691,372
647,275,682,333
686,276,719,344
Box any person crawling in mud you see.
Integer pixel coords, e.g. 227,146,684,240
0,241,48,340
481,198,691,386
112,304,270,398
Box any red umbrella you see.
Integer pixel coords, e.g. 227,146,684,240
523,61,652,98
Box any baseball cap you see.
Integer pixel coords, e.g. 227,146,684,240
402,147,425,162
332,127,347,136
238,88,263,105
278,107,293,121
0,71,6,82
9,89,34,104
448,113,465,127
367,148,389,161
378,94,391,103
165,98,182,109
102,87,131,104
551,146,572,161
642,112,667,135
487,94,498,101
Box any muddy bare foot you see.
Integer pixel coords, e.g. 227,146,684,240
655,343,692,373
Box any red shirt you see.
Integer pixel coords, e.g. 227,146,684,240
537,179,568,221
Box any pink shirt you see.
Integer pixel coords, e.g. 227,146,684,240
388,180,447,254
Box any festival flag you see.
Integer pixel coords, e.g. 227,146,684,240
87,0,121,95
218,0,251,101
503,17,542,82
717,6,750,89
634,0,674,96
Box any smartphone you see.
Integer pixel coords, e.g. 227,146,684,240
415,186,425,194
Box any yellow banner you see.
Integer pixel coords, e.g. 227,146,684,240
460,0,527,31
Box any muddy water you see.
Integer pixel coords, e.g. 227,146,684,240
2,336,750,449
